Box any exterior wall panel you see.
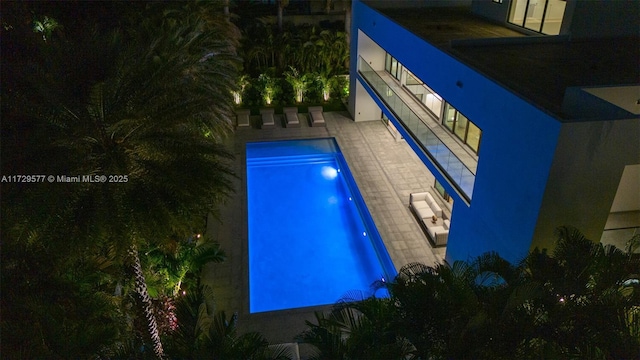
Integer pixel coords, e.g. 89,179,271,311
352,0,563,263
533,118,640,250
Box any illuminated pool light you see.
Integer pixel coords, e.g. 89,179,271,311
321,166,338,180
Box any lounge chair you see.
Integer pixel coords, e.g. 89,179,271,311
235,109,250,128
260,108,275,128
283,107,300,128
308,106,325,127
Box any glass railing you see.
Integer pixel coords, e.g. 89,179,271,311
358,57,475,200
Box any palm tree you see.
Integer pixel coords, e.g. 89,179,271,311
283,66,309,103
298,294,415,359
388,260,492,359
521,226,640,358
166,285,294,359
276,0,289,32
258,72,280,105
316,29,349,75
0,232,129,358
2,1,241,358
224,0,230,16
315,72,334,101
298,228,640,359
343,0,352,49
144,235,226,297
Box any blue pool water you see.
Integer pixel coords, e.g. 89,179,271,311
246,138,396,313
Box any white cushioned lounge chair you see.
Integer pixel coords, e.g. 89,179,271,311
283,107,300,128
308,106,325,127
235,109,250,128
260,108,275,128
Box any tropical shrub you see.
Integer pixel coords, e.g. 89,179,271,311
258,71,280,106
164,285,295,360
2,0,240,357
239,21,349,77
283,66,310,103
234,74,250,105
299,227,640,359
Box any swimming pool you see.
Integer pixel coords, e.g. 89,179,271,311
246,138,396,313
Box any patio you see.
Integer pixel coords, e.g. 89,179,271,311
202,109,446,349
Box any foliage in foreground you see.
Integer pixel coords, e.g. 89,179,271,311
164,285,294,360
1,0,243,357
299,227,640,360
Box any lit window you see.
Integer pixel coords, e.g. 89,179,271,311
442,103,482,155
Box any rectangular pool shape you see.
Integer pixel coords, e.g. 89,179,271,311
246,138,396,313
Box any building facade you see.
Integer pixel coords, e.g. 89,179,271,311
348,0,640,263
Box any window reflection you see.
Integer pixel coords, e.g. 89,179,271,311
508,0,565,35
443,104,481,154
444,104,456,131
385,53,392,73
466,122,481,154
524,0,546,32
454,113,468,140
403,69,443,117
541,0,565,35
383,54,482,155
406,71,422,86
435,179,454,205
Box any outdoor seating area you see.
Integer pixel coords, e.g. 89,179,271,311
233,107,333,130
409,191,449,247
308,106,325,127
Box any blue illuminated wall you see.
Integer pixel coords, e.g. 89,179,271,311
349,0,564,263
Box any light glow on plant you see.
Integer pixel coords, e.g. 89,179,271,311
32,16,59,42
262,85,274,105
284,66,308,104
235,74,249,105
258,73,277,106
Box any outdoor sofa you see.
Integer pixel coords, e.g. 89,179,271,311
409,191,449,246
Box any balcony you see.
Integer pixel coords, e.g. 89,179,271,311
358,56,477,202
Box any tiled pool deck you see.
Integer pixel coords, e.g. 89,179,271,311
202,110,446,348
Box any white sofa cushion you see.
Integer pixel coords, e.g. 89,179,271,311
310,111,324,124
410,192,428,203
425,193,443,218
415,205,435,219
411,192,442,219
427,225,445,239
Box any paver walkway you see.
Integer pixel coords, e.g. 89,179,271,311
202,110,446,350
